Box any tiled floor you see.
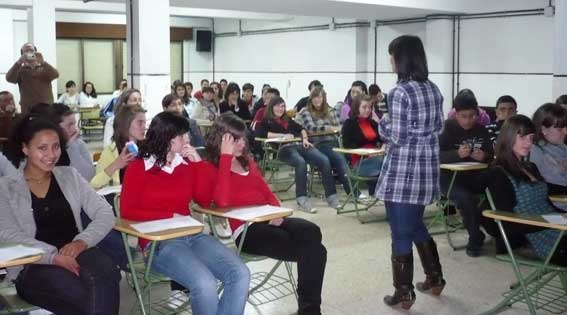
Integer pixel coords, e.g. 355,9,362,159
117,197,560,315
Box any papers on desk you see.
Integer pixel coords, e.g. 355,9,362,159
0,245,43,263
447,162,485,166
348,148,385,155
264,136,298,143
224,205,293,221
130,216,204,234
96,185,122,196
542,214,567,225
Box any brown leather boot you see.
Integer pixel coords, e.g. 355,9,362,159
383,253,416,310
415,238,446,295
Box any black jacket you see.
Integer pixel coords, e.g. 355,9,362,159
219,99,252,121
341,117,380,149
254,118,304,138
295,96,309,112
439,119,494,164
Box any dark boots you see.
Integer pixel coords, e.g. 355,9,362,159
298,302,321,315
383,254,416,310
415,238,446,295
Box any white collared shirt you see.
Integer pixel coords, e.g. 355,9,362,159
144,153,187,174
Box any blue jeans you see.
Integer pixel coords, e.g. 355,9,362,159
355,155,384,195
151,233,250,315
315,141,351,194
278,144,337,198
385,201,431,256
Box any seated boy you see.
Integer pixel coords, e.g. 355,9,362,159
439,90,494,257
486,95,517,145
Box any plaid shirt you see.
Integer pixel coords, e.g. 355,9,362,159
295,107,341,144
375,80,444,205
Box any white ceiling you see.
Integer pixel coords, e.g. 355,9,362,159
0,0,548,21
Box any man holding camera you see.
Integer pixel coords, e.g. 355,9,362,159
6,43,59,114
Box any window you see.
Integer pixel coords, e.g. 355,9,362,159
57,39,184,94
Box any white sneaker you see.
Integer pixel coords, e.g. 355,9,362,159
29,310,53,315
327,194,340,209
297,196,317,213
211,217,232,238
168,290,189,309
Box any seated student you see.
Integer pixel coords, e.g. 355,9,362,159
252,88,280,127
172,80,191,117
251,84,272,118
0,115,119,314
192,87,218,121
210,81,222,105
242,83,258,112
120,112,250,315
111,79,128,99
162,94,205,147
31,103,95,181
487,115,567,265
255,97,337,213
0,152,16,176
0,91,19,139
529,103,567,200
57,80,79,109
91,104,146,190
193,79,209,100
78,81,99,107
556,94,567,108
103,89,143,147
296,86,351,208
199,113,327,315
184,81,199,118
439,89,493,257
341,95,383,195
369,83,387,119
486,95,518,145
339,81,379,123
295,80,323,113
446,89,491,126
219,83,252,121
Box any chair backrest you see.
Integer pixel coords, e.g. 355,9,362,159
81,108,102,121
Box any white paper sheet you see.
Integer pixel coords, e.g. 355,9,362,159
542,214,567,225
348,148,385,155
0,245,43,263
130,216,204,234
96,185,122,196
264,137,298,143
223,205,293,221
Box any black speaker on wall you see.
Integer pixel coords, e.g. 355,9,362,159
196,30,212,52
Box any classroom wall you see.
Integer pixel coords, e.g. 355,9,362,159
212,11,554,117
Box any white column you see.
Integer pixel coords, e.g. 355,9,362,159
553,0,567,98
28,0,57,98
126,0,171,119
0,9,15,93
354,24,369,82
425,18,454,114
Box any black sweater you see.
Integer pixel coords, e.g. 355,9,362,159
219,99,252,121
254,118,304,138
341,117,380,149
439,119,494,164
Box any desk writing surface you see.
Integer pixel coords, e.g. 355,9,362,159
114,218,204,241
483,210,567,231
440,162,488,171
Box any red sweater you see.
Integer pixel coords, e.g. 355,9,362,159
120,158,211,248
197,154,279,232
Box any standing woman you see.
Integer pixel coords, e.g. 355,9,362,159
376,35,445,309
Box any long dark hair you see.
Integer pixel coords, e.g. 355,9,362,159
223,82,241,102
82,81,97,98
263,96,288,121
113,104,146,152
493,115,541,182
114,88,141,114
350,95,373,119
388,35,428,82
138,111,189,168
205,113,251,170
6,114,67,168
172,81,189,104
532,103,567,144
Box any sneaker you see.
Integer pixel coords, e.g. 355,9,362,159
297,196,317,213
327,194,340,209
168,290,189,309
212,217,232,238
